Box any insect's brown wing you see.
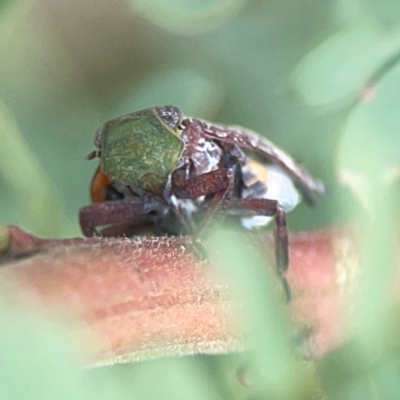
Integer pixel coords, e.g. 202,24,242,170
194,119,325,205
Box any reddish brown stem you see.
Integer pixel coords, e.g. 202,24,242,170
0,225,361,364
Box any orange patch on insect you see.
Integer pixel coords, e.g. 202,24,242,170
90,166,111,203
245,159,269,185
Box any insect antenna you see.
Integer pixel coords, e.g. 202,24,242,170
85,150,101,160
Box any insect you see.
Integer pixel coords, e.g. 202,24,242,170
79,105,325,299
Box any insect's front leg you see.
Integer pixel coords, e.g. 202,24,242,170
79,197,167,237
171,167,234,233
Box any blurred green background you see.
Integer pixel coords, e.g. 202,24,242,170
2,1,400,399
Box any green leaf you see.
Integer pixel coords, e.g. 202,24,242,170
292,25,400,109
111,358,221,400
205,227,304,400
337,61,400,188
130,0,245,34
364,0,400,31
0,306,86,400
336,62,400,351
336,0,400,32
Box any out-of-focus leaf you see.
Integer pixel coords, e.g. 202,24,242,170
375,356,400,396
108,358,221,400
337,61,400,193
292,25,400,109
336,62,399,356
317,342,388,400
317,343,373,400
0,100,72,236
318,338,400,400
113,68,223,119
364,0,400,31
0,302,131,400
130,0,245,34
0,305,85,400
334,0,370,25
335,0,400,32
207,227,306,400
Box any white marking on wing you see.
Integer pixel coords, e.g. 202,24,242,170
241,164,301,230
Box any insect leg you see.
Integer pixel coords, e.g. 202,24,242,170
172,168,234,234
221,198,290,301
79,197,166,237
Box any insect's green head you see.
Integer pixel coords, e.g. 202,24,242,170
96,106,184,195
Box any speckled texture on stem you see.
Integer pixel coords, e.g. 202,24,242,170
0,226,360,364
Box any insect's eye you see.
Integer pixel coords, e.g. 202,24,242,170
156,105,183,129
